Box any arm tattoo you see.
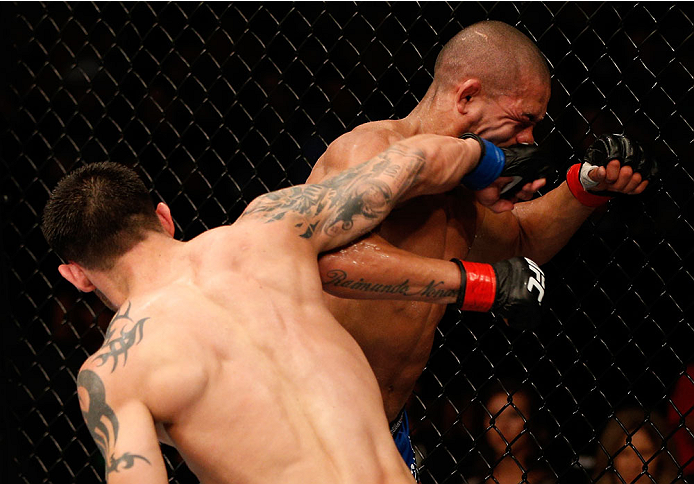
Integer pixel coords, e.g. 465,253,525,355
323,270,458,299
105,452,151,475
323,270,415,296
77,370,151,475
242,145,425,239
94,302,148,372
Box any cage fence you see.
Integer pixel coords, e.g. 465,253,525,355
1,2,693,484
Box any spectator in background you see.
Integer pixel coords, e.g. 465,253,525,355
465,380,553,484
594,407,680,484
668,366,694,479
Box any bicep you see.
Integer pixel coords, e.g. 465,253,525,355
469,183,595,264
465,202,523,262
77,369,168,484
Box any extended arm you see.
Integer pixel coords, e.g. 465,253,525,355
77,367,168,484
240,134,486,253
306,128,653,267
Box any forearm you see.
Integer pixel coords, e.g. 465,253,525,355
319,237,460,304
393,134,482,202
471,181,595,264
515,181,595,261
319,235,546,328
473,133,654,264
241,134,484,253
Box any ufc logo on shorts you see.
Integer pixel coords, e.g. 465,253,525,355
524,257,545,303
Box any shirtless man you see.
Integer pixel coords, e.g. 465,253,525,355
307,20,655,477
41,134,547,484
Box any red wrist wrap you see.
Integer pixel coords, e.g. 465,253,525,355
460,261,497,312
566,164,612,207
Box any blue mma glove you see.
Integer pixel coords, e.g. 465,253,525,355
460,133,554,197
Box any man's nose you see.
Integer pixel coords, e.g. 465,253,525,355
515,126,535,145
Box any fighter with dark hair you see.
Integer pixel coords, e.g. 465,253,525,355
43,134,548,484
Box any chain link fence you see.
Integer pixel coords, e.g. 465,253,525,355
1,2,693,483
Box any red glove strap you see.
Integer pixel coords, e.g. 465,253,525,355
566,164,612,207
461,261,496,312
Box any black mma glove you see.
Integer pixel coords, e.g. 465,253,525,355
490,257,545,328
460,133,554,198
566,134,658,207
497,145,555,199
451,256,545,329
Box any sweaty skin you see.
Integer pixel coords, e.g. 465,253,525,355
309,115,648,423
309,25,649,426
69,135,486,484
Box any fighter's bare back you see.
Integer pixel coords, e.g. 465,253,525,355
74,134,486,484
79,223,410,484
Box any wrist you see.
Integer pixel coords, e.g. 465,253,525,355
451,258,497,312
566,163,612,207
460,133,505,190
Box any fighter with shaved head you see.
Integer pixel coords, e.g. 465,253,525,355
307,20,656,479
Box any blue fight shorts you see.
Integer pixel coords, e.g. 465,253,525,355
390,410,419,481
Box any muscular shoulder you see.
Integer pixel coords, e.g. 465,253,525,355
81,298,198,383
78,299,208,414
193,223,312,273
77,358,114,403
307,120,407,182
81,301,155,382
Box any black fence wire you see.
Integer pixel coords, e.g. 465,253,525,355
1,2,693,483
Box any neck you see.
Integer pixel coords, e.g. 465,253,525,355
405,84,465,137
87,232,183,309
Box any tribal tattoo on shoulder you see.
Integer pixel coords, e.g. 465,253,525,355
77,369,151,476
94,301,148,372
241,145,426,239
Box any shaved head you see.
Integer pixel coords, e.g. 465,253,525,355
434,21,550,97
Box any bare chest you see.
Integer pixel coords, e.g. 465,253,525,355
376,191,477,260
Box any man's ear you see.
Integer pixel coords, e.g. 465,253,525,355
155,203,175,237
58,263,96,293
455,78,482,114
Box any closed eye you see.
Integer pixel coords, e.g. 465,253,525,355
522,113,538,125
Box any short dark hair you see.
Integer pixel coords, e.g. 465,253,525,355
42,162,163,270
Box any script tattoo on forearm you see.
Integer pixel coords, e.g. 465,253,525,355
77,370,151,475
94,302,148,372
241,145,425,239
323,270,458,299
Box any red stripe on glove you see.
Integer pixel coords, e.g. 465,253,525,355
461,261,497,312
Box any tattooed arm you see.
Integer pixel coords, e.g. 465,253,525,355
240,134,483,253
77,365,168,483
318,233,461,304
77,304,166,483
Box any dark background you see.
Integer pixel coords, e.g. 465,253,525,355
1,2,692,483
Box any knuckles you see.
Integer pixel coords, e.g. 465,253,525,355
586,134,657,179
